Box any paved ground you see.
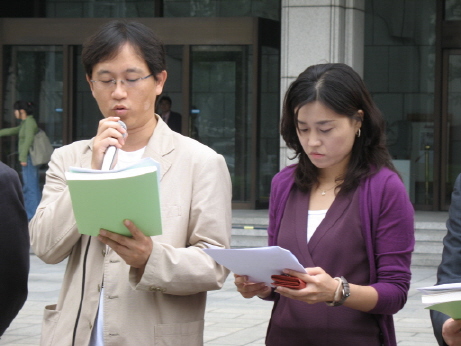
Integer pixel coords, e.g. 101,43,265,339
0,255,439,346
1,209,445,345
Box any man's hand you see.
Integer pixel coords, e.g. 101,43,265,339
20,162,27,166
97,219,152,272
92,117,127,170
443,318,461,345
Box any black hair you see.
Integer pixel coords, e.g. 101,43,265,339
13,100,34,115
82,20,166,81
280,63,396,193
158,95,172,105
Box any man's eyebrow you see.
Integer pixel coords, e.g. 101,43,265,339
95,68,143,75
95,70,111,75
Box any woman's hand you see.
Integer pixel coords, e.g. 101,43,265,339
442,318,461,346
274,267,338,304
91,117,127,170
234,274,272,299
20,162,27,167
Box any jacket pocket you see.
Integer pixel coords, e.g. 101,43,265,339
40,304,60,346
154,320,204,346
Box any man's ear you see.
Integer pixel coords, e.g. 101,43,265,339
86,75,96,98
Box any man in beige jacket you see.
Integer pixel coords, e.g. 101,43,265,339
29,20,232,346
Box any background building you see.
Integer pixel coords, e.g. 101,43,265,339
0,0,459,211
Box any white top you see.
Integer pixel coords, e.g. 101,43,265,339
307,209,327,242
116,147,145,169
89,147,146,346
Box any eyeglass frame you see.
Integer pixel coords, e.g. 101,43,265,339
90,73,154,89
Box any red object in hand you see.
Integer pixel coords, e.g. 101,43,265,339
271,274,306,289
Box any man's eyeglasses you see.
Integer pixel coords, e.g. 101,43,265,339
90,74,153,89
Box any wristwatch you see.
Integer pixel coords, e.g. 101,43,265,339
326,276,350,307
334,276,350,306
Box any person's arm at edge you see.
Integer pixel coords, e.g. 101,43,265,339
431,174,461,346
0,163,29,336
0,126,20,138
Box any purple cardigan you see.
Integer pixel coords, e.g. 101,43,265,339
267,165,415,346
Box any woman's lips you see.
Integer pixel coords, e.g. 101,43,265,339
309,152,325,159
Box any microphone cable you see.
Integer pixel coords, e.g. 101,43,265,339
72,236,92,346
72,120,125,344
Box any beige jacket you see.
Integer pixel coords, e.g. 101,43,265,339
29,118,232,346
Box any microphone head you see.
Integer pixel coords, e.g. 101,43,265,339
118,120,127,138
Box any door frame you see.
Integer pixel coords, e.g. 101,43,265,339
0,17,280,209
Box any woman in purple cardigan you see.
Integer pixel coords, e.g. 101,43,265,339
235,63,415,346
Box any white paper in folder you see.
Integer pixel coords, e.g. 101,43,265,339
203,246,305,286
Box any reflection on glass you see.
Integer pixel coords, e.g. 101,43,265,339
258,46,279,205
164,0,280,20
364,0,436,206
3,46,63,147
74,46,101,141
190,45,251,203
46,0,155,18
447,55,461,204
157,45,184,134
2,45,63,186
445,0,461,21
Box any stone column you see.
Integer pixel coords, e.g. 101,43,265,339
279,0,365,169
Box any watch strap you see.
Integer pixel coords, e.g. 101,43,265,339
325,276,350,307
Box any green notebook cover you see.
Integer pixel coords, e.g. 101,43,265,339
65,158,162,237
425,301,461,320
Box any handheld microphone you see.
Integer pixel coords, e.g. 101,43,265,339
101,120,127,170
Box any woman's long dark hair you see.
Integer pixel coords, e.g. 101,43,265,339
280,63,396,193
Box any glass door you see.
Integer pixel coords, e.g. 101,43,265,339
190,45,252,203
442,50,461,208
2,45,63,183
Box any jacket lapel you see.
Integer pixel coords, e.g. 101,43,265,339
80,139,93,169
142,117,173,181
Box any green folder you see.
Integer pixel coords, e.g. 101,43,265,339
426,301,461,320
65,157,162,237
